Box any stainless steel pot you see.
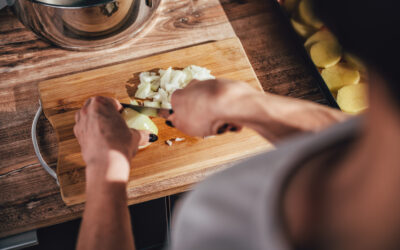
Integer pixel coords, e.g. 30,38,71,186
1,0,160,50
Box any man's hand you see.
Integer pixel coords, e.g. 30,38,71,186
75,96,158,250
73,96,152,184
169,79,257,137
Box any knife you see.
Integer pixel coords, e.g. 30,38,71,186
121,103,171,118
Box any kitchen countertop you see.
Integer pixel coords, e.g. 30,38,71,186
0,0,330,238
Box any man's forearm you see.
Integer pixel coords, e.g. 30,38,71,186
226,92,348,142
77,161,135,250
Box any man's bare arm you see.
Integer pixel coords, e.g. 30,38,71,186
169,79,348,142
77,159,135,250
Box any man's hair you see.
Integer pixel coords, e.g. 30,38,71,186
312,0,399,107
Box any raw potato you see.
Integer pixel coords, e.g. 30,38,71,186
298,0,323,29
290,18,315,38
337,84,368,114
321,63,360,92
122,108,158,149
310,40,342,68
304,29,337,51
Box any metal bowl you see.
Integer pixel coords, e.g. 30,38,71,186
7,0,160,50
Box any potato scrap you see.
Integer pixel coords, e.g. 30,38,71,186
165,140,173,146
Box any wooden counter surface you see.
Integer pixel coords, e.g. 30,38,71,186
0,0,330,238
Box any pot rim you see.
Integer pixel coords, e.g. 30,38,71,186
26,0,116,9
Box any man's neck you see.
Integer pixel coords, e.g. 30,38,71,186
321,75,400,250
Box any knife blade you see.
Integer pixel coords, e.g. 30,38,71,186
121,103,171,118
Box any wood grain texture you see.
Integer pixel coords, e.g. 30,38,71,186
0,0,235,87
39,38,273,205
0,0,330,238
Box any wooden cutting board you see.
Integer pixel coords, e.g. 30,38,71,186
39,37,273,206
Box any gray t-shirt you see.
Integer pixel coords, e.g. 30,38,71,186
170,118,361,250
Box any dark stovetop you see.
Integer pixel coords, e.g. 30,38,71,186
25,193,186,250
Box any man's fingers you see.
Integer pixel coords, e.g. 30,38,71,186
80,97,93,115
73,124,79,137
228,124,243,133
165,113,176,128
112,98,124,112
170,89,181,108
92,96,122,112
131,129,158,147
84,97,92,108
75,110,80,123
186,79,200,87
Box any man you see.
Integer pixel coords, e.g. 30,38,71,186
74,0,400,249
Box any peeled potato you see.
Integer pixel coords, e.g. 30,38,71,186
298,0,323,29
310,40,342,68
290,18,315,38
283,0,300,14
304,29,337,51
321,63,360,92
122,108,158,149
343,52,366,72
337,84,368,114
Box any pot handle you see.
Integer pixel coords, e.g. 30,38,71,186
0,0,14,9
32,100,59,186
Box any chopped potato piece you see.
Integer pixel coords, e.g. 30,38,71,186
165,140,173,146
298,0,323,29
304,29,337,51
310,40,342,68
135,65,214,108
337,84,368,114
283,0,300,14
122,108,158,149
135,82,153,99
343,52,366,72
321,63,360,91
143,101,161,108
130,99,139,105
290,18,315,38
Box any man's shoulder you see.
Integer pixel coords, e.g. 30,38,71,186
170,118,361,250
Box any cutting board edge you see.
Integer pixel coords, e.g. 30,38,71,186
37,38,240,91
234,38,263,91
60,142,272,206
